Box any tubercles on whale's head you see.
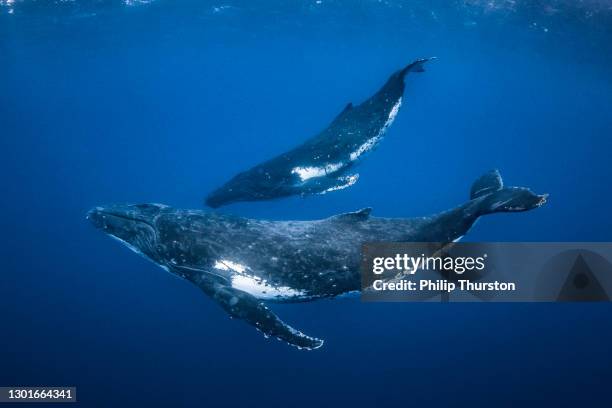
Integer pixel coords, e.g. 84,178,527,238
87,203,167,257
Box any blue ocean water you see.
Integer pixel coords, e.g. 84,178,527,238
1,0,612,406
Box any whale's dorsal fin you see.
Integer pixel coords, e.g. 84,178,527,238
331,207,372,222
332,102,353,123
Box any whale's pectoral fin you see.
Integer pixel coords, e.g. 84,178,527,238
196,277,324,350
315,173,360,194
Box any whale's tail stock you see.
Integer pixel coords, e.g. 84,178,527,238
470,169,548,215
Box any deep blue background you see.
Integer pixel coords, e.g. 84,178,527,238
1,1,612,406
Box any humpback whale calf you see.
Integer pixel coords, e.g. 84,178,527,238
89,170,547,350
205,57,435,208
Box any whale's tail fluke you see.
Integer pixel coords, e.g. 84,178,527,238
471,169,548,215
400,57,436,78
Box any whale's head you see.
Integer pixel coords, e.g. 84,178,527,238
87,203,168,259
205,167,287,208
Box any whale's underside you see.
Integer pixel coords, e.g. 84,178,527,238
205,57,435,208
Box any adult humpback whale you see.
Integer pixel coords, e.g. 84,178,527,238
89,170,547,350
205,57,435,208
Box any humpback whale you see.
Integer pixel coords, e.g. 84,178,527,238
205,57,435,208
89,170,546,349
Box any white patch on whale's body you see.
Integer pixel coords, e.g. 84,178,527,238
213,259,247,273
214,258,306,300
291,162,343,182
350,97,402,161
230,275,306,300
